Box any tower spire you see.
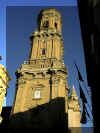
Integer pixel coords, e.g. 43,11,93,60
29,8,64,61
71,85,77,97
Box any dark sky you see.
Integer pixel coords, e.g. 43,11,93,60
6,6,93,127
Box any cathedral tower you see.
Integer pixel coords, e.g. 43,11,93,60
9,8,69,130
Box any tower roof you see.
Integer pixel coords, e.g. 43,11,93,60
71,85,78,97
37,8,62,24
41,8,61,17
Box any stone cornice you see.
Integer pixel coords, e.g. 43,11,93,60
30,30,62,40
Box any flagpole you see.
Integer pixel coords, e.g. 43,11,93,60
78,75,93,120
74,61,89,96
73,62,93,122
80,101,87,124
85,103,93,121
79,80,92,111
80,81,92,111
81,80,92,105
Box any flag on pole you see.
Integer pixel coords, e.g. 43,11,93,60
74,63,84,81
79,83,88,124
74,62,92,123
85,105,91,119
79,83,87,103
80,102,87,124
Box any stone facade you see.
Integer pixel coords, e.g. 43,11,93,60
68,86,81,133
11,8,68,114
0,64,11,123
9,8,81,131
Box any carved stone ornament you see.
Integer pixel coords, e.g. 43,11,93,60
0,88,6,96
31,84,45,88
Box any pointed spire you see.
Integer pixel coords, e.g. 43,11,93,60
71,85,78,97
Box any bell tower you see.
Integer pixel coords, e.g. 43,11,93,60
39,8,62,33
30,8,63,61
9,8,69,129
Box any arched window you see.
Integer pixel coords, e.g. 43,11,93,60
34,90,40,99
43,21,49,28
42,48,46,55
55,22,57,29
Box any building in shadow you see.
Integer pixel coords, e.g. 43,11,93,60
77,0,100,131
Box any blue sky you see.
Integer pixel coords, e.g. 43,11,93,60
0,2,93,128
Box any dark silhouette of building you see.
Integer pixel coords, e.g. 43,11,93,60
77,0,100,131
0,106,12,128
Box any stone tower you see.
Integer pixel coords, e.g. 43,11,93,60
68,85,81,133
9,8,70,131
